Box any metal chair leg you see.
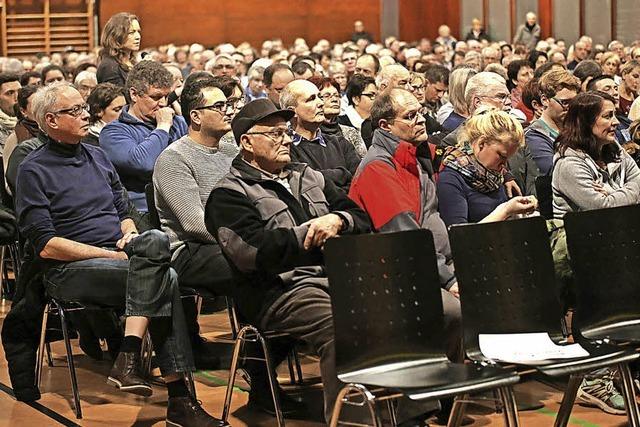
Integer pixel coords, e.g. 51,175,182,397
0,246,6,299
35,303,50,388
329,383,382,427
256,327,285,427
499,387,521,427
554,373,582,427
57,301,82,419
447,393,469,427
186,372,197,399
222,325,248,422
386,399,398,426
619,363,640,427
45,343,54,367
293,348,303,384
287,352,296,384
225,297,240,339
141,331,153,376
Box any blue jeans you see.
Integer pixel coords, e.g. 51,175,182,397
43,230,194,376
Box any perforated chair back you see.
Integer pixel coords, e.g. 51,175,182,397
564,205,640,339
144,184,161,230
449,217,565,361
324,230,447,376
535,175,553,219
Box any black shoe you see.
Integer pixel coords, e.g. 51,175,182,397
107,351,152,397
248,384,308,418
166,396,229,427
79,333,103,361
192,337,222,371
106,333,123,361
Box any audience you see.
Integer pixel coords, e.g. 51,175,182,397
2,13,640,424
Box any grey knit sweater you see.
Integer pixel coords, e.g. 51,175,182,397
153,135,235,250
552,147,640,218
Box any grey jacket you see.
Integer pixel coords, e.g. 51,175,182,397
552,147,640,218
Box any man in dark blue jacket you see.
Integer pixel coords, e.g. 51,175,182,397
100,60,187,214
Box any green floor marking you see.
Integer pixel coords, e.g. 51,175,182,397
195,370,248,394
536,407,601,427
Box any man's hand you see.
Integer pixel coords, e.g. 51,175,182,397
505,180,522,197
155,107,175,131
116,231,138,250
303,214,344,250
113,250,129,260
448,282,460,298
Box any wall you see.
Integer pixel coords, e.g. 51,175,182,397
398,0,461,41
99,0,380,48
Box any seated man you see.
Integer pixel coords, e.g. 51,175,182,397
153,75,236,364
204,99,372,423
100,60,187,217
348,88,462,360
281,79,361,191
15,82,225,426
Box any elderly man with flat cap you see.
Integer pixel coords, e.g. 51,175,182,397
204,98,372,423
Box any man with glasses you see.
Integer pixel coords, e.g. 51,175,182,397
13,82,225,426
348,89,463,423
263,63,295,108
525,68,580,175
205,98,371,424
210,53,236,78
281,79,361,191
152,75,237,371
101,60,187,221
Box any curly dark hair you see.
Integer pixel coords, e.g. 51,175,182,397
124,60,173,96
87,83,125,123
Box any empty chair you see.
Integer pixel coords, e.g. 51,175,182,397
324,229,521,427
449,216,640,427
564,205,640,343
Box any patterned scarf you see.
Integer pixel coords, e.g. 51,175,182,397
441,145,504,193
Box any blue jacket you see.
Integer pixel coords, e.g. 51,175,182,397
100,105,187,211
524,118,558,176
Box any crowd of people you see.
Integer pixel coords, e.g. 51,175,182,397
1,9,640,427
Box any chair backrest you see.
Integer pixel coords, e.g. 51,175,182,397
324,230,448,376
144,184,161,230
449,217,565,361
535,175,553,219
564,205,640,337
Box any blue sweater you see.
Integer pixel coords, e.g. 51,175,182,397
437,167,508,226
524,119,557,175
100,105,187,211
15,138,130,255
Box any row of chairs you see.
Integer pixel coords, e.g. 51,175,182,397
322,204,640,426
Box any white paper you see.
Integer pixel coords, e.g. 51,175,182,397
479,332,589,364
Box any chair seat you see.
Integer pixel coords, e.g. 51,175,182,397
339,360,519,401
535,342,639,377
581,322,640,344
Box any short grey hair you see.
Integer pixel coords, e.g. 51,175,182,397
464,71,507,108
279,83,298,110
31,81,74,130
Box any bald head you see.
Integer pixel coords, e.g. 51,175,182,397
280,79,324,127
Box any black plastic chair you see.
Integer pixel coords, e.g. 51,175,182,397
564,205,640,343
449,216,640,427
324,230,521,427
535,175,553,219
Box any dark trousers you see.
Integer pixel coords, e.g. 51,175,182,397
171,241,234,340
43,230,194,375
263,285,462,423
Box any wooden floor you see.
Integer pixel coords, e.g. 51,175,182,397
0,297,634,427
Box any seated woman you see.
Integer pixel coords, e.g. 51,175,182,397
552,91,637,416
553,91,640,217
437,107,537,226
82,83,126,146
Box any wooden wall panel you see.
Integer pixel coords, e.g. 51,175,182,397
99,0,380,48
399,0,461,42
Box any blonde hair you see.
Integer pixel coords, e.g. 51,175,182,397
460,106,524,148
599,52,620,68
449,66,478,115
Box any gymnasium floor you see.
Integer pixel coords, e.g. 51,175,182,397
0,298,633,426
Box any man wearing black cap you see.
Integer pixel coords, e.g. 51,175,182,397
204,98,372,423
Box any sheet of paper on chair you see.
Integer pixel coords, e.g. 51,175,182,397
479,332,589,364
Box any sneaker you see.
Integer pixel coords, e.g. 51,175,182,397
577,374,626,415
166,396,229,427
107,351,153,397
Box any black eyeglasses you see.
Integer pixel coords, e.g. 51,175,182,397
361,92,377,100
246,128,292,143
194,98,242,114
319,92,341,101
52,103,89,118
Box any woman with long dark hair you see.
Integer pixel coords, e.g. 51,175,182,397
96,12,141,87
553,91,640,217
